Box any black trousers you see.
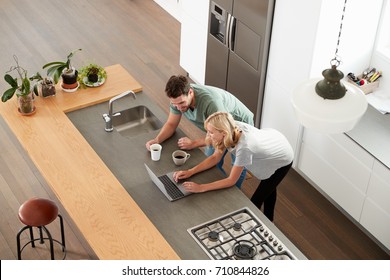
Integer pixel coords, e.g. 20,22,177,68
250,161,293,222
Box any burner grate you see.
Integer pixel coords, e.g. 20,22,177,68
188,207,296,260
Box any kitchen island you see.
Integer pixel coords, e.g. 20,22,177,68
0,65,305,259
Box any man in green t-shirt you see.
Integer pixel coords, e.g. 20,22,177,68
146,75,254,187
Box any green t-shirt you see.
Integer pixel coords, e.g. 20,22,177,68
169,84,254,132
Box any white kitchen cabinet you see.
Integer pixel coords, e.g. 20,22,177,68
179,0,209,84
298,131,374,221
299,130,390,250
360,160,390,249
154,0,182,21
180,0,209,25
155,0,209,84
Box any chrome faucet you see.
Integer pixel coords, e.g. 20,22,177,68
103,90,136,132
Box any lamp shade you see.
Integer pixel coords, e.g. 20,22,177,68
291,78,368,134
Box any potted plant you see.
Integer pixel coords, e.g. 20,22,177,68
78,63,107,87
30,72,56,98
2,55,38,115
86,65,99,82
42,48,82,91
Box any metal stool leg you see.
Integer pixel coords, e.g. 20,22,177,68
17,198,67,260
58,214,66,252
38,226,45,244
17,215,66,259
41,226,55,260
16,225,30,260
29,226,35,247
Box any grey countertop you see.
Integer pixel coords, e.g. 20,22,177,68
67,91,307,260
346,105,390,168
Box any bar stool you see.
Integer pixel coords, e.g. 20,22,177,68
16,197,66,260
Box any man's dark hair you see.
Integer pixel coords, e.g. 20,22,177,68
165,75,190,98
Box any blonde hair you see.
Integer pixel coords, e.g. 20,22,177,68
204,112,241,153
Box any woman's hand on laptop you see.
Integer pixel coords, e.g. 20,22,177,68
182,181,204,193
173,170,192,181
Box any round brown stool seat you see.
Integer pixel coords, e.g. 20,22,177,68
19,198,58,226
16,197,66,260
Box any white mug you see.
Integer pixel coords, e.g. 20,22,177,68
150,144,162,161
172,150,190,166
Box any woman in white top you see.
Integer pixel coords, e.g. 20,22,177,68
173,112,294,221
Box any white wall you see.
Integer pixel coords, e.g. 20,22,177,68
311,0,383,77
371,0,390,92
261,0,383,160
261,0,322,155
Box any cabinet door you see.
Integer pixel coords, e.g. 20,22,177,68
180,0,209,84
181,0,209,25
298,131,374,221
360,160,390,249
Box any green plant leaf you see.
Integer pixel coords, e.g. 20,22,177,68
29,72,43,81
67,48,82,60
4,74,18,88
42,61,65,69
21,77,30,93
46,64,66,79
66,48,82,69
53,70,61,84
1,87,17,102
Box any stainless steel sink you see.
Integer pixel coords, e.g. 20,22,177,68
111,105,163,138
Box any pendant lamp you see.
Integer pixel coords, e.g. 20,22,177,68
291,0,367,134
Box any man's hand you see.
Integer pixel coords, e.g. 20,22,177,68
177,137,195,150
146,139,158,151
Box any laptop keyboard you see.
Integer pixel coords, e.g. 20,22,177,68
158,175,185,200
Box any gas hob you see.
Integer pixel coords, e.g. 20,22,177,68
187,207,297,260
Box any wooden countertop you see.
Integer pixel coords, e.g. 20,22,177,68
0,64,179,260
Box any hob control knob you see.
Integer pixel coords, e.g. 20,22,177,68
278,245,283,251
259,226,264,232
268,236,274,242
264,231,269,237
273,240,278,246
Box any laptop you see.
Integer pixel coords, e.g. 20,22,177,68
144,164,192,201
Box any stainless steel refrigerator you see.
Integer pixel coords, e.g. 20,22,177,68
205,0,275,127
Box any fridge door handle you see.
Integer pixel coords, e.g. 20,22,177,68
226,13,232,48
228,15,236,51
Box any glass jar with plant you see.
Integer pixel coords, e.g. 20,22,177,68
30,72,56,98
42,49,82,91
2,55,38,115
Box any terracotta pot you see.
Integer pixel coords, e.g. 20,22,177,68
61,82,78,89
